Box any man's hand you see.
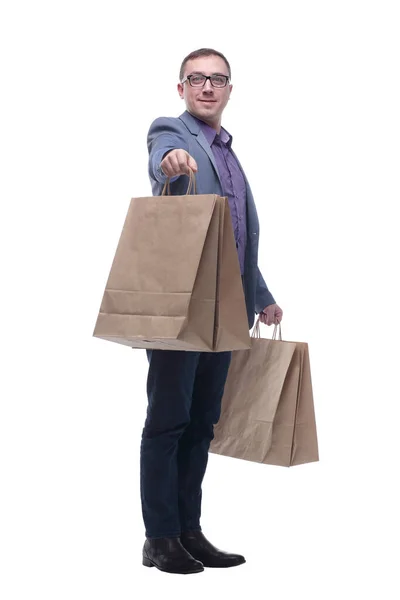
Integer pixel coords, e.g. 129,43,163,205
160,149,198,177
259,303,283,326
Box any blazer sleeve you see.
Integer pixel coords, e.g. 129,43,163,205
147,117,190,184
255,267,276,313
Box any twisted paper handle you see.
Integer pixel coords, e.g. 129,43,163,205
161,169,197,196
251,316,282,340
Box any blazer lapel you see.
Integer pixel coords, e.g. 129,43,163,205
197,130,220,177
179,111,222,184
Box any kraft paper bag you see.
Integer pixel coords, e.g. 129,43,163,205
93,172,250,352
209,319,319,466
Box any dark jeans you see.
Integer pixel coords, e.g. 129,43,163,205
140,349,232,539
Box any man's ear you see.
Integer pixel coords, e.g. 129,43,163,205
177,82,184,99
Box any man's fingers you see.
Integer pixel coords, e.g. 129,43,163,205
178,158,192,176
166,150,187,176
260,306,283,326
178,150,197,175
262,310,273,326
161,153,177,177
188,156,198,172
160,162,173,177
161,149,198,177
160,156,174,177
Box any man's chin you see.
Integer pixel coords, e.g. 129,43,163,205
197,102,217,110
197,107,218,120
188,105,218,124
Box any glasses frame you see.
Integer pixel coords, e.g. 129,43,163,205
181,74,230,88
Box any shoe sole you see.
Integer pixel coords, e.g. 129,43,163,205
142,555,204,574
203,558,246,568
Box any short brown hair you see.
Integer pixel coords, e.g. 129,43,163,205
179,48,231,81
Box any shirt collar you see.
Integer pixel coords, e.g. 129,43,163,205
189,112,233,148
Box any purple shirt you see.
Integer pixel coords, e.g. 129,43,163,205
193,116,248,275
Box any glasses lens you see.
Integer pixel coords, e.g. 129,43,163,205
190,75,206,86
211,75,227,87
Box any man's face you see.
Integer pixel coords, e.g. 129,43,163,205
177,55,232,129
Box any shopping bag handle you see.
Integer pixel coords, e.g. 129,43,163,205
251,316,282,340
161,169,197,196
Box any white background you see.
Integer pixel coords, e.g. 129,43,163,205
1,0,399,598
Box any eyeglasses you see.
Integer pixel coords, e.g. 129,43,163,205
181,74,230,88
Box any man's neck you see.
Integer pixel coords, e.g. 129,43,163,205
188,111,221,134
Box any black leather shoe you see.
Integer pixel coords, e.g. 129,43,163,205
142,537,204,574
180,530,246,568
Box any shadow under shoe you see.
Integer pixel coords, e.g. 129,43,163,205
142,537,204,574
180,530,246,568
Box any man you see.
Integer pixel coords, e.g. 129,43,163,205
141,48,283,574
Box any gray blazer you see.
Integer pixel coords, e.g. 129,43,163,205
147,110,275,329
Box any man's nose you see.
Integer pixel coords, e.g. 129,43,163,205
202,79,214,92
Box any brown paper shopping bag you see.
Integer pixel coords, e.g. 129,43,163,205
209,319,319,466
93,172,250,352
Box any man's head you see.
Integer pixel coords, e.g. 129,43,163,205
178,48,232,132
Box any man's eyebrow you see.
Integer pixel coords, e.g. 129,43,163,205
189,71,228,76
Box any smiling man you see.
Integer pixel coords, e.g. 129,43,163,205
140,48,283,575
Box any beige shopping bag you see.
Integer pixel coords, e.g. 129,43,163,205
93,172,250,352
209,319,319,466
